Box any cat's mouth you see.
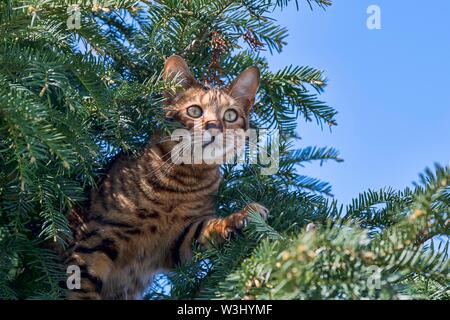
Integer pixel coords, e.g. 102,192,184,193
170,129,245,165
202,135,217,148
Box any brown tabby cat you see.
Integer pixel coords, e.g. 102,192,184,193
66,55,269,300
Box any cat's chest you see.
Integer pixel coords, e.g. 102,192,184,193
140,194,216,222
132,159,221,212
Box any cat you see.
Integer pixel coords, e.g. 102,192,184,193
66,55,269,300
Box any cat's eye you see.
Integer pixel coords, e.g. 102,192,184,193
223,109,238,122
187,105,203,118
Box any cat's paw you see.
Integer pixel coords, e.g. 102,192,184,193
222,203,269,240
243,202,269,221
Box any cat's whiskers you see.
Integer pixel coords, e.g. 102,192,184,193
143,140,190,178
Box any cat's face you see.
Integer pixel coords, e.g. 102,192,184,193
163,55,260,164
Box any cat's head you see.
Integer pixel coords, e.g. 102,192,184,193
162,55,260,164
163,55,260,131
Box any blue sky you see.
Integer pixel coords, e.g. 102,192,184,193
150,1,450,295
264,0,450,205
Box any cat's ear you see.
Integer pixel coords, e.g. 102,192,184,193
228,66,260,113
163,55,196,103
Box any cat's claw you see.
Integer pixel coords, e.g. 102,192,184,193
306,222,317,232
222,202,269,241
244,202,269,220
224,229,232,241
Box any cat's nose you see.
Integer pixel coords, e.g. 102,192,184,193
205,121,223,131
203,122,222,147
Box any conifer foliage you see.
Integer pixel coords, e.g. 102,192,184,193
0,0,448,299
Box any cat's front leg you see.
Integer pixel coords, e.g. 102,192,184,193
198,203,269,245
66,253,112,300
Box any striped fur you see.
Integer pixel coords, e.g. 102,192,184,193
66,55,268,300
